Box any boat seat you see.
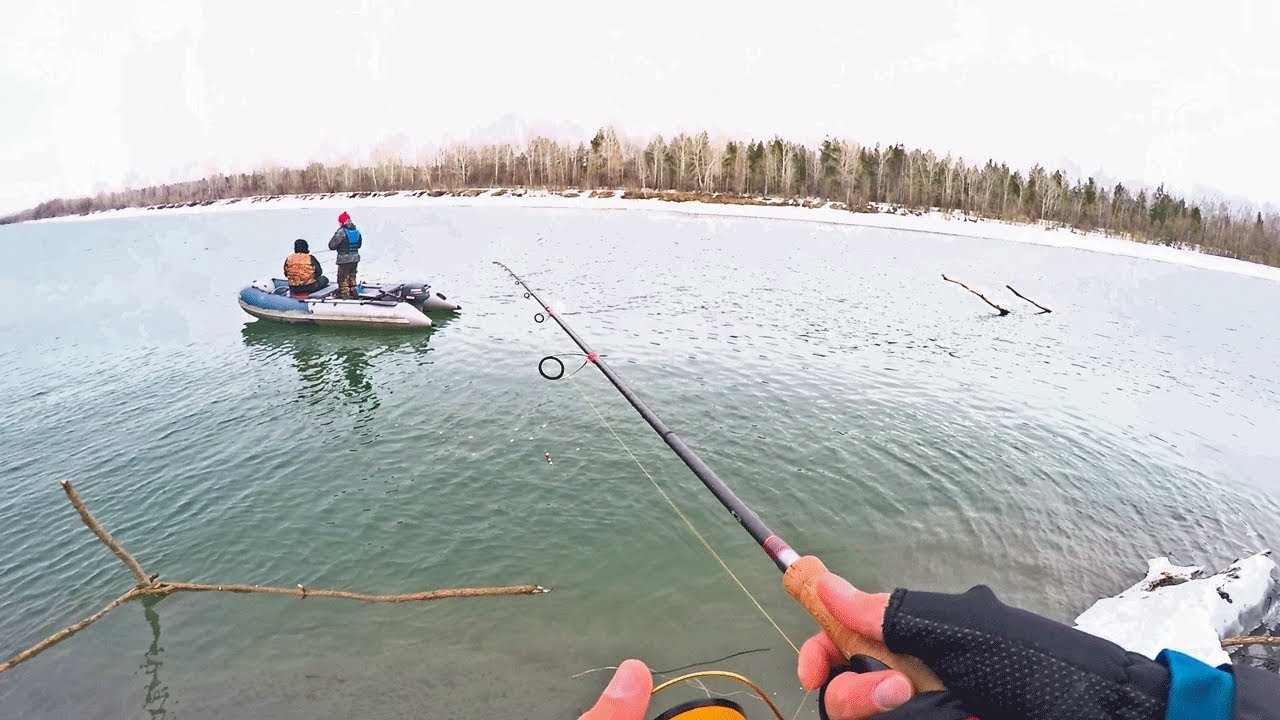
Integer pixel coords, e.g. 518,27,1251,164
359,283,403,300
308,284,340,299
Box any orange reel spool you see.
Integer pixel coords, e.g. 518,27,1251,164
652,697,747,720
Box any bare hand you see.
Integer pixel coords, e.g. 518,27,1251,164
579,659,653,720
797,573,915,720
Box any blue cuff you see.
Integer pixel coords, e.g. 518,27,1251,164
1157,649,1235,720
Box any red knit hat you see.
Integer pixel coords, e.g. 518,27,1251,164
338,211,351,225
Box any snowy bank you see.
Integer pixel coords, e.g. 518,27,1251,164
28,188,1280,283
1074,551,1279,666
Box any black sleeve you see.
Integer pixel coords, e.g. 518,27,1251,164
311,255,323,277
1233,666,1280,720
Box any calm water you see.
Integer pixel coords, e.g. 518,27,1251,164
2,206,1278,719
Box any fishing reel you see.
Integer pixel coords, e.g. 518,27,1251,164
648,655,887,720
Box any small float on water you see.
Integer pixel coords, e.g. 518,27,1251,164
238,279,460,329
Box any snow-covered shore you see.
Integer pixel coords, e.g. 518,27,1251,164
28,188,1280,283
1075,551,1279,667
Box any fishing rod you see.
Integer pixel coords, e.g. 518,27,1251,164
493,262,945,708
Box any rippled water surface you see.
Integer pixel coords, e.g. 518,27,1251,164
2,206,1278,718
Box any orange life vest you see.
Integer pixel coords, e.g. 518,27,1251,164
284,253,316,287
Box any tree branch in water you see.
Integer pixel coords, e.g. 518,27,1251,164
1005,285,1052,313
59,480,151,585
0,481,547,675
942,275,1010,315
0,589,143,673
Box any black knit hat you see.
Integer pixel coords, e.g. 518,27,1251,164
294,238,309,253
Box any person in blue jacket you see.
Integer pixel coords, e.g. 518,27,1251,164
577,567,1279,720
328,211,363,298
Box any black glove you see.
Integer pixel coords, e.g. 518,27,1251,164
820,585,1172,720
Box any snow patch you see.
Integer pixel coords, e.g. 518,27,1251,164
28,188,1280,283
1074,551,1279,666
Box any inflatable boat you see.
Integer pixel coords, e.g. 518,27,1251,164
238,279,459,329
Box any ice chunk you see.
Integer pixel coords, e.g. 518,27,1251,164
1073,552,1279,666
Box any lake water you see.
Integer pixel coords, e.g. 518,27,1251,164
2,205,1278,719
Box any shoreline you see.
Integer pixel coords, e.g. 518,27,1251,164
29,188,1280,282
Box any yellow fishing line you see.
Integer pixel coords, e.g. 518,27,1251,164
652,671,784,720
568,375,816,717
569,374,798,654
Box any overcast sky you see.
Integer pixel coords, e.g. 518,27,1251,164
3,0,1277,213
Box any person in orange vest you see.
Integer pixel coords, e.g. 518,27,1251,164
283,238,329,295
328,211,363,298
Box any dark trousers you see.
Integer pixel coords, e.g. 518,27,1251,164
290,276,330,295
337,263,358,297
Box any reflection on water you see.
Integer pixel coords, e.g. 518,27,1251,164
334,347,374,406
238,320,445,423
140,598,171,719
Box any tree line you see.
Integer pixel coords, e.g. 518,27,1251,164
6,128,1278,266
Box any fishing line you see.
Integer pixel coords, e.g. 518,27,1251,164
566,353,816,719
565,371,814,712
567,373,800,655
650,648,771,675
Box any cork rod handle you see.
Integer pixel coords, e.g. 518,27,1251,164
783,555,945,693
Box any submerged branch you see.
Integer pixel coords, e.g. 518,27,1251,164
61,480,151,586
0,589,143,673
0,482,547,676
1005,285,1053,313
150,581,547,602
942,275,1010,315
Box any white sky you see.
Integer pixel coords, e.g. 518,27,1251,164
3,0,1278,214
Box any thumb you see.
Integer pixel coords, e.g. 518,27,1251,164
579,659,653,720
816,573,891,641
